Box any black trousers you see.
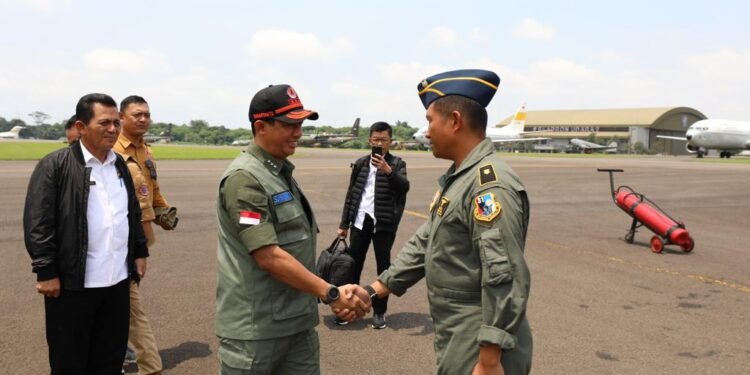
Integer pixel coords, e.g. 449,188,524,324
349,215,394,315
44,278,130,375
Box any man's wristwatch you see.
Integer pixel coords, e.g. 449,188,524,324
323,285,340,305
363,285,378,301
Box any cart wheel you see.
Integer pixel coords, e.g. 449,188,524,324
624,232,634,244
650,236,664,253
681,238,695,253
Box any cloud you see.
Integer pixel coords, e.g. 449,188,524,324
83,48,172,73
468,27,484,43
245,29,353,60
512,18,555,41
1,0,69,12
479,50,750,120
429,27,458,47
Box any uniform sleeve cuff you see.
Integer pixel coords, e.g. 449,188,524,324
140,207,156,222
478,325,517,350
377,271,406,296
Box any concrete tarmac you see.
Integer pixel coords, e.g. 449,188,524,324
1,148,749,374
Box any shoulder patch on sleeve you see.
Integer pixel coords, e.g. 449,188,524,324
473,192,502,223
478,164,497,186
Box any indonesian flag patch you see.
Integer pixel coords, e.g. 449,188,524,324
239,210,261,225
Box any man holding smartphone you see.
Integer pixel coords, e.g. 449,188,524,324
337,121,410,329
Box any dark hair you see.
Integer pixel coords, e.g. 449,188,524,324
120,95,148,112
64,114,77,130
432,95,488,134
369,121,392,137
75,93,117,125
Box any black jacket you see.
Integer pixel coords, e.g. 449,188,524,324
339,152,409,233
23,141,149,291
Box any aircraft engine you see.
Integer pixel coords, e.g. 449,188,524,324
685,144,698,153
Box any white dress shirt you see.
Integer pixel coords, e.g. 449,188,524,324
80,142,130,288
353,159,378,231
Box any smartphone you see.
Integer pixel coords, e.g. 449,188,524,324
371,146,383,157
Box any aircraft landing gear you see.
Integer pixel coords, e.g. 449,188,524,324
696,149,705,158
719,151,732,159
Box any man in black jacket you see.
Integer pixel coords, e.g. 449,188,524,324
23,93,149,374
337,121,409,329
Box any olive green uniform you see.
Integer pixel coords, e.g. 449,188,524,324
215,144,319,374
379,138,533,375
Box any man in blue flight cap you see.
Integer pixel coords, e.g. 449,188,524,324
361,69,533,374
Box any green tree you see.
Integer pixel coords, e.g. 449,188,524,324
28,111,51,126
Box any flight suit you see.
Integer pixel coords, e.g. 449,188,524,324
379,138,533,375
114,136,167,375
215,144,319,374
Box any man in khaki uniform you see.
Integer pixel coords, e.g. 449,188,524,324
114,95,178,375
364,70,533,375
215,84,370,375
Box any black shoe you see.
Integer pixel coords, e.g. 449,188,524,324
335,317,349,326
372,314,386,329
124,347,136,364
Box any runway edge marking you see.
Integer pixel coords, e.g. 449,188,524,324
531,239,750,294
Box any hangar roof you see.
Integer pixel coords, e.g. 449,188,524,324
496,107,706,128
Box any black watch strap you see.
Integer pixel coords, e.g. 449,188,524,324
363,285,378,300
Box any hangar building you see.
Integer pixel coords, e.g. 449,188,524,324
497,107,706,155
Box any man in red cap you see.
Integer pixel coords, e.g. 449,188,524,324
215,84,371,374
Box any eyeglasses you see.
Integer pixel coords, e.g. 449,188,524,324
369,137,391,144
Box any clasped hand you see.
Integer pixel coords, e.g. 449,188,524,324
329,284,372,322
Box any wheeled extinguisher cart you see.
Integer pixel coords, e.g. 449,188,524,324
598,169,695,253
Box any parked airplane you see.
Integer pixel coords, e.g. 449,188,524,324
569,138,618,153
298,118,360,147
412,103,549,146
0,126,24,139
657,119,750,158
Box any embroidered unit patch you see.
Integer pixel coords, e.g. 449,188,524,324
473,192,502,223
138,184,149,197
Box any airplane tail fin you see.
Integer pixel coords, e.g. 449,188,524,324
10,126,23,134
608,141,618,148
350,118,360,136
504,103,527,133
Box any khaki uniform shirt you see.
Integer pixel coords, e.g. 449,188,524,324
379,138,533,374
113,135,168,222
215,144,319,340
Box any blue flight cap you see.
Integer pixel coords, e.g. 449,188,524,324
417,69,501,109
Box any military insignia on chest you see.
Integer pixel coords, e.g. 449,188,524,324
272,191,294,205
436,197,450,217
478,164,497,186
429,190,441,212
473,192,501,223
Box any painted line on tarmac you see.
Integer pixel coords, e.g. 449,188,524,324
404,209,429,219
532,239,750,294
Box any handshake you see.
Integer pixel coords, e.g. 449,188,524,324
327,284,375,323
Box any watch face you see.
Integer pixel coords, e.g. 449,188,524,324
327,286,340,302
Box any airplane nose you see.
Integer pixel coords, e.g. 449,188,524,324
686,134,692,140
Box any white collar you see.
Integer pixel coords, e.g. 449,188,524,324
79,140,116,165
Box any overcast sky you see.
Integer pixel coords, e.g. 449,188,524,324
1,0,748,129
